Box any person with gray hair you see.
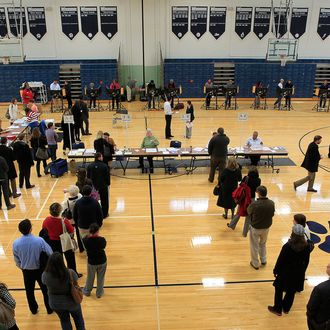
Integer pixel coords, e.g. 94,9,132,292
274,78,285,109
268,224,311,316
138,128,159,173
88,82,97,109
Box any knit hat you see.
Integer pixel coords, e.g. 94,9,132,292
67,185,79,198
292,224,305,237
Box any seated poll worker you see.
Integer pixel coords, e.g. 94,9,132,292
246,131,263,166
137,129,159,173
204,79,213,107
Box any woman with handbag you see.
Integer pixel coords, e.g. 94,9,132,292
42,203,82,277
42,252,85,330
0,283,18,330
30,127,48,177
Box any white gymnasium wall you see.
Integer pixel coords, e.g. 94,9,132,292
7,0,330,66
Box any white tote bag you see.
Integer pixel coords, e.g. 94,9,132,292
60,219,74,252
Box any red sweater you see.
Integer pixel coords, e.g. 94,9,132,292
42,216,74,241
22,89,34,104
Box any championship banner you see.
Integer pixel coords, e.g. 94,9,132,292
273,7,288,38
190,6,207,39
253,7,271,40
172,6,189,39
60,7,79,40
80,6,98,40
7,7,27,37
27,7,46,40
0,8,7,38
317,8,330,40
235,7,252,40
290,8,308,39
209,7,226,39
100,6,118,40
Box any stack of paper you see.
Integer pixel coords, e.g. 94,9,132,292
145,148,158,153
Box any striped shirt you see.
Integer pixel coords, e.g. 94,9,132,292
26,110,40,123
0,284,16,328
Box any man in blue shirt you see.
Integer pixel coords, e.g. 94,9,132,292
12,219,53,314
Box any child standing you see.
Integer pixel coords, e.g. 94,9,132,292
82,223,107,298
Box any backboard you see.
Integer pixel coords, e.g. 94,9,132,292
0,38,24,63
266,38,298,62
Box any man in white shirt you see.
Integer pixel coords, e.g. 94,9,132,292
164,99,173,139
274,79,284,109
246,131,263,166
50,80,61,109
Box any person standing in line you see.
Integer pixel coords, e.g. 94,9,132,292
0,156,15,210
12,219,53,315
207,127,230,183
93,131,115,167
0,137,21,198
8,98,18,124
42,252,86,330
103,132,116,168
294,135,322,193
0,282,19,330
268,224,311,316
12,134,35,189
79,98,91,136
82,224,107,298
274,79,284,109
75,169,93,194
306,263,330,329
247,185,275,270
293,213,311,240
71,101,82,142
185,100,194,139
164,98,174,140
45,122,58,162
87,153,110,218
30,127,48,178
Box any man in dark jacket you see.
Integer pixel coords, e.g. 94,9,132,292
207,127,230,182
87,152,110,218
307,263,330,329
0,137,21,198
79,98,91,136
71,100,82,142
73,184,103,240
247,185,275,270
294,135,322,193
12,134,35,189
0,156,15,210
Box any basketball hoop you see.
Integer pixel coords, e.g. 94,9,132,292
280,54,287,67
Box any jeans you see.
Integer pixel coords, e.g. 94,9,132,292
89,97,96,109
55,305,85,330
36,159,47,176
48,145,57,162
22,269,51,313
0,179,11,208
319,95,327,108
274,95,282,108
83,262,107,297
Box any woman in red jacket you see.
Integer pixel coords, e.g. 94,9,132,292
22,83,34,108
42,202,81,277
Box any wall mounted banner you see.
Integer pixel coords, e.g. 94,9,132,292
100,6,118,40
253,7,271,40
272,7,288,38
190,6,207,39
0,8,7,38
317,8,330,40
27,7,46,40
172,6,189,39
209,7,226,39
290,8,308,39
7,7,27,37
60,7,79,40
80,7,98,40
235,7,252,40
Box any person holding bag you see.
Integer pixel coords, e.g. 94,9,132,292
0,282,18,330
30,127,48,177
42,252,85,330
42,203,82,278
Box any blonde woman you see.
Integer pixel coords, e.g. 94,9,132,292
216,157,242,219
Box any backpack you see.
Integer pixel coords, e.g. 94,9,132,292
232,182,248,204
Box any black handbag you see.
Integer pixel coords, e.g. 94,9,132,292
213,185,220,196
62,201,73,220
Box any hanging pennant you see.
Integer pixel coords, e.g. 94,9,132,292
235,7,252,40
7,7,27,37
253,7,271,40
27,7,47,40
100,6,117,40
272,7,288,38
0,8,7,38
209,7,226,40
80,7,98,40
172,6,189,39
290,8,308,39
60,7,79,40
317,8,330,40
190,6,207,39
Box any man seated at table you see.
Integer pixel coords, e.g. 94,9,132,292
137,128,159,173
246,131,263,166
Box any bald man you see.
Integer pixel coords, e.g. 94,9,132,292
307,263,330,329
274,79,284,109
246,131,263,166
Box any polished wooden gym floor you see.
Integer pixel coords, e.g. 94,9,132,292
1,98,330,329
